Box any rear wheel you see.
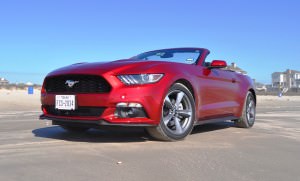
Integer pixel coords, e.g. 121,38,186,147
146,83,195,141
234,91,256,128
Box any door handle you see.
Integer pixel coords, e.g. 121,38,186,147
232,78,236,83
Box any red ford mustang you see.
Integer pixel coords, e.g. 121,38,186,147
40,48,256,141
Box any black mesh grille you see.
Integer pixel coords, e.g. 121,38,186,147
45,106,105,117
45,75,111,93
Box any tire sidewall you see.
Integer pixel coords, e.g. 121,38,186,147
243,92,256,127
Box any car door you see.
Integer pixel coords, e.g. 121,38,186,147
198,67,239,119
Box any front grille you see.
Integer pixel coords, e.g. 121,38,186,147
45,75,111,93
45,106,105,117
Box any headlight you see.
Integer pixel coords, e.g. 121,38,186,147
117,74,164,85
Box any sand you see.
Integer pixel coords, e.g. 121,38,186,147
1,89,299,113
0,89,41,112
257,95,300,102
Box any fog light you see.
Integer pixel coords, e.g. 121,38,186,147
116,102,142,108
115,102,147,118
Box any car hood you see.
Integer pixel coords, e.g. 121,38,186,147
46,59,171,77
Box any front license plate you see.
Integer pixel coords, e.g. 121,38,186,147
55,95,76,110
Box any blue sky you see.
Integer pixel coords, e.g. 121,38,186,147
0,0,299,84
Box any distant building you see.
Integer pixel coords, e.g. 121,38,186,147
272,69,300,88
26,82,34,86
0,77,9,85
253,79,267,92
225,62,247,75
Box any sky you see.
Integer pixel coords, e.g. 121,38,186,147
0,0,300,84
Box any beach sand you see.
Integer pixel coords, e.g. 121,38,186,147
0,89,41,112
0,89,300,181
1,89,299,113
257,95,300,102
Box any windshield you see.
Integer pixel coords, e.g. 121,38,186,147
134,49,202,64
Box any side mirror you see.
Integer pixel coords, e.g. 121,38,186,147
209,60,227,69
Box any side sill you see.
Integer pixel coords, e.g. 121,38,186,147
195,116,237,126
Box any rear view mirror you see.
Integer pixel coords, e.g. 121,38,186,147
160,52,174,58
209,60,227,69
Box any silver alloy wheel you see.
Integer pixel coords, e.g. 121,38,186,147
233,91,256,128
162,90,193,135
246,96,256,125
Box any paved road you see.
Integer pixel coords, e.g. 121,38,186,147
0,100,299,181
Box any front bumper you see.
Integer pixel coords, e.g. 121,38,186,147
39,114,154,127
41,81,168,126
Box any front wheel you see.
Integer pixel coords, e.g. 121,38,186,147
146,83,195,141
234,91,256,128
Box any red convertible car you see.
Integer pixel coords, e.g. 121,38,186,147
40,48,256,141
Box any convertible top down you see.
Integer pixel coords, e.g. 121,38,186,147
40,48,256,141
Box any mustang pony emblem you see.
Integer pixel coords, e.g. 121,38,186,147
65,80,79,88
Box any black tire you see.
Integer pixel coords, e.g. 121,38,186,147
146,83,195,141
61,126,90,133
234,91,256,128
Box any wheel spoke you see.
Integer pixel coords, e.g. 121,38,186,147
164,96,173,109
177,110,192,118
163,114,173,125
250,102,255,118
247,107,250,114
247,100,255,123
251,109,255,117
248,101,253,109
174,117,183,134
175,92,184,108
